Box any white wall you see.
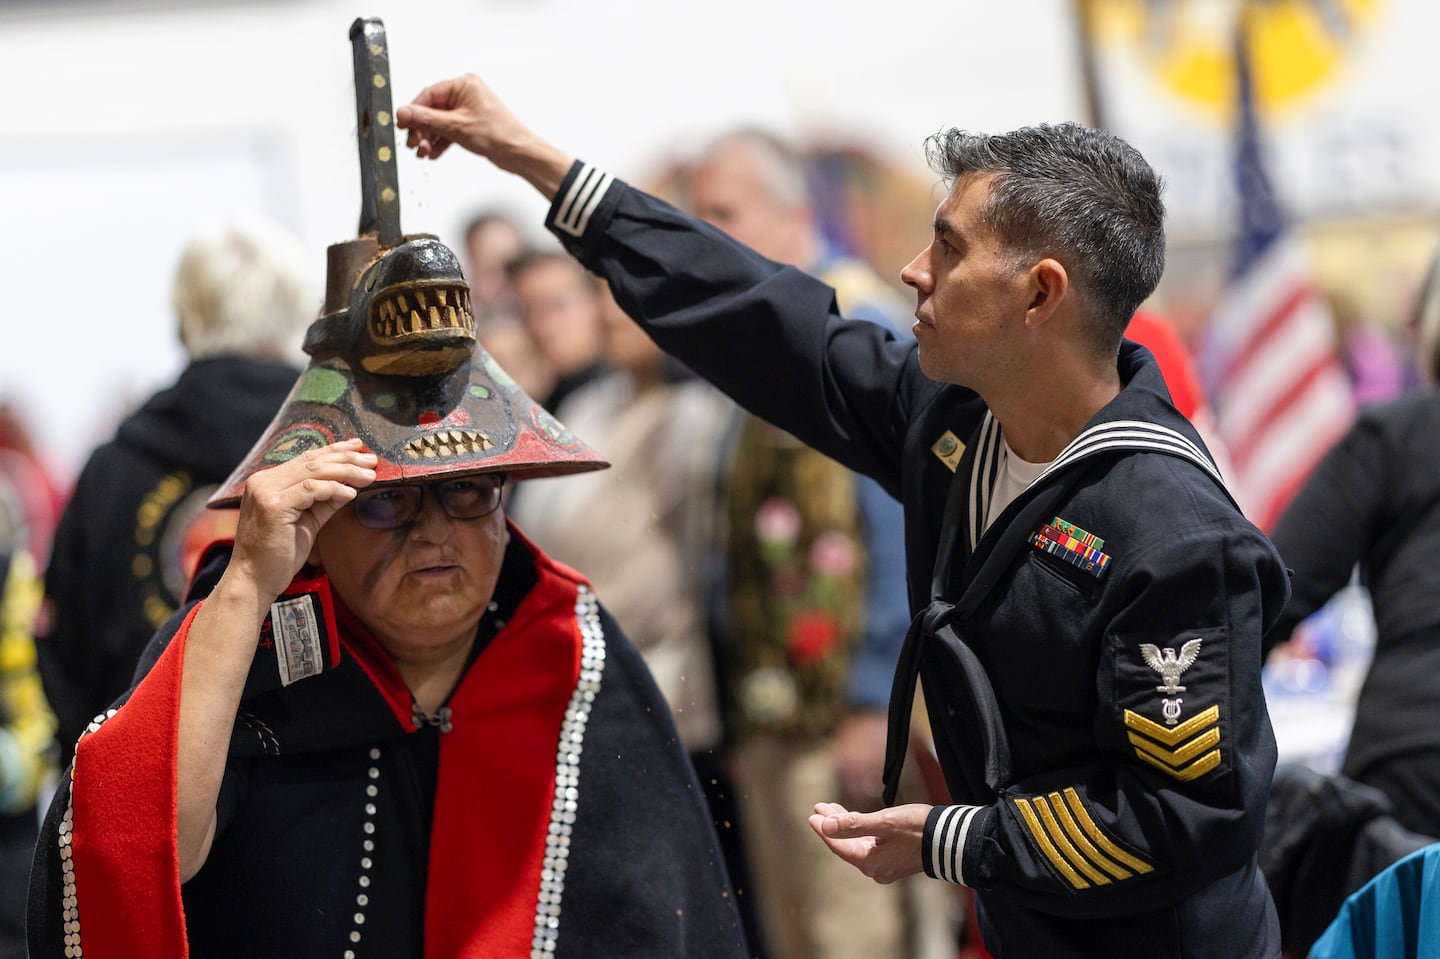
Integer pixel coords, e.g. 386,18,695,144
0,0,1084,482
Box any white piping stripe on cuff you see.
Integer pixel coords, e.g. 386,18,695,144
555,164,599,228
946,807,963,883
931,804,982,885
554,164,614,238
571,171,612,236
931,806,961,882
952,805,982,886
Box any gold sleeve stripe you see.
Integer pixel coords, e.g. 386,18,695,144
1030,795,1112,886
1136,747,1223,782
1061,788,1154,874
1124,705,1220,746
1045,791,1135,880
1013,798,1091,890
1128,726,1221,766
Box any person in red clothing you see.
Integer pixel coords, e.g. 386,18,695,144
1126,309,1240,507
1126,311,1206,420
0,407,62,566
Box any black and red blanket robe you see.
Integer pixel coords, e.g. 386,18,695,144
29,526,749,958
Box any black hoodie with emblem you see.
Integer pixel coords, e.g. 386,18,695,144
39,355,298,765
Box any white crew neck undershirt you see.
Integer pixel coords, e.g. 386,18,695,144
982,438,1054,534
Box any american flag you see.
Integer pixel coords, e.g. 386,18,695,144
1201,20,1354,532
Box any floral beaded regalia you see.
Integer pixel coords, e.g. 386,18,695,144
724,418,865,739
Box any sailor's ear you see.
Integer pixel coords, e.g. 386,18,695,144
1023,258,1069,328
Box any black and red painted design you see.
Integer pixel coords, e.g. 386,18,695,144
210,235,607,506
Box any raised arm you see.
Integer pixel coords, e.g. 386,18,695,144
176,440,375,881
397,75,932,495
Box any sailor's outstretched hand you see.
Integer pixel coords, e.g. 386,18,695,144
808,800,930,885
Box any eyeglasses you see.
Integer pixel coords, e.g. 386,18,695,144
351,475,506,529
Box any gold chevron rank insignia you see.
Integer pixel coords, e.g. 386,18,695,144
1012,787,1154,890
1124,705,1222,782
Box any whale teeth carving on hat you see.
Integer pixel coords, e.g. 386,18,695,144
210,17,607,508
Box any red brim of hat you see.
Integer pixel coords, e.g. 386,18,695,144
209,349,608,508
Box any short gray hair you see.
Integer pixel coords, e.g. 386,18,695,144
926,122,1166,350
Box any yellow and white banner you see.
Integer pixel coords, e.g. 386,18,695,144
1084,0,1439,235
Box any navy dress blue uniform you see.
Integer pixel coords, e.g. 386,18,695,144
543,163,1291,959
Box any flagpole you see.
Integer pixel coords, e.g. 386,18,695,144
1071,0,1109,129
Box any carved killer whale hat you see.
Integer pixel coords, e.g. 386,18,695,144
210,19,606,507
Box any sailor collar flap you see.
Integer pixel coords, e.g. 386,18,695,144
963,415,1225,551
938,350,1233,610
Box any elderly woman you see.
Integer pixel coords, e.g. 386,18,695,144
28,229,749,958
